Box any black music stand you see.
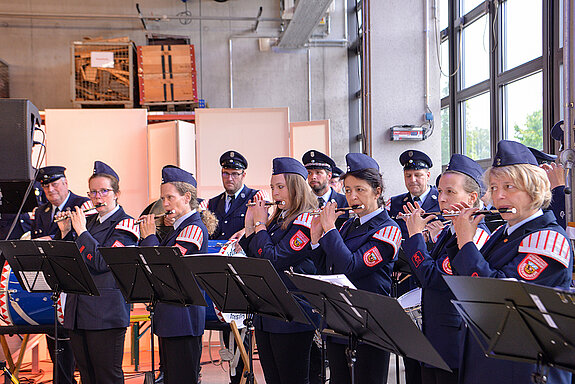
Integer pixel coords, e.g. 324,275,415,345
99,246,208,384
287,273,450,384
183,255,310,384
0,240,99,384
444,275,575,383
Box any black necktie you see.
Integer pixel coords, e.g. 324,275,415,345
52,206,60,220
318,197,325,208
413,196,421,203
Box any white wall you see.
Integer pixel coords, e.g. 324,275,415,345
369,0,442,199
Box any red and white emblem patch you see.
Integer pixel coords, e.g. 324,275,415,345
363,246,383,267
174,243,187,255
442,258,453,275
112,240,124,248
412,251,424,268
518,253,548,281
289,230,310,251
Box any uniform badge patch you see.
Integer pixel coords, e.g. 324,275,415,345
442,258,453,275
363,246,383,267
79,245,85,253
471,272,479,277
518,253,548,281
412,251,424,268
87,254,92,261
290,230,310,251
174,243,187,255
112,240,124,248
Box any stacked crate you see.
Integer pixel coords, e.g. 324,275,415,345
71,41,136,108
137,45,198,107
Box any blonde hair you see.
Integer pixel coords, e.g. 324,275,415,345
268,173,318,229
484,164,551,210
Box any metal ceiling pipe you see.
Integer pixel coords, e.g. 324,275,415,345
0,11,284,23
562,0,575,225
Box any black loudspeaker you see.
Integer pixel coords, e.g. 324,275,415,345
0,99,40,182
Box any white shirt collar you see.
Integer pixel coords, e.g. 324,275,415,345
505,209,544,235
174,210,196,230
228,185,244,200
359,207,384,225
98,204,120,223
412,186,431,204
318,188,332,203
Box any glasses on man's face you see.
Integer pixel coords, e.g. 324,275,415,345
222,171,244,179
87,189,113,198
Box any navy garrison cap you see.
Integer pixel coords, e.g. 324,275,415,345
302,150,335,171
551,120,564,142
446,154,484,188
399,150,433,170
93,161,119,181
345,153,380,173
528,147,557,165
162,165,197,187
220,150,248,170
272,157,308,179
332,166,343,178
493,140,538,167
37,166,66,185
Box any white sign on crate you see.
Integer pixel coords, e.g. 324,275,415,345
90,52,114,68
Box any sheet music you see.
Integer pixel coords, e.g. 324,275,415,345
19,271,51,292
293,273,357,290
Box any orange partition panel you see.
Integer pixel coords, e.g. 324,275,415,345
290,120,330,161
44,109,149,218
148,120,196,201
195,108,289,199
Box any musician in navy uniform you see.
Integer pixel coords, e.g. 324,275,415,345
302,150,348,230
528,147,566,229
139,166,208,384
311,153,401,384
447,140,572,384
32,166,92,384
206,150,268,241
55,161,139,384
388,150,439,238
32,166,92,240
239,157,318,384
402,154,490,384
388,149,439,384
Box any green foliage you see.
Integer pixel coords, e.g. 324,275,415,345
465,125,490,160
513,110,543,150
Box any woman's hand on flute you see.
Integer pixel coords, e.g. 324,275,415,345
310,215,324,245
450,202,483,249
403,202,436,238
318,201,342,233
138,214,156,239
69,206,87,236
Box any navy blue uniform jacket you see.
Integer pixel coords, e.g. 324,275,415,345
140,211,208,338
31,192,90,239
550,186,566,228
314,210,401,296
64,206,139,330
445,210,572,384
402,224,490,369
239,212,317,333
207,186,262,240
388,186,440,239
